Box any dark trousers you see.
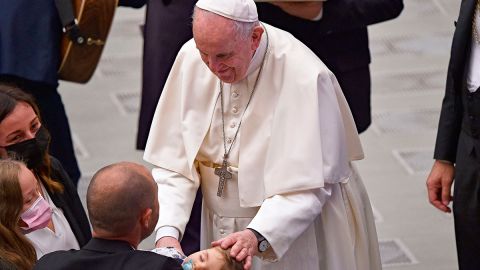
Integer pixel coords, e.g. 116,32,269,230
1,76,81,185
453,131,480,269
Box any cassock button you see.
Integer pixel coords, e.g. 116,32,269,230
230,122,236,128
232,106,239,113
227,138,233,144
232,92,239,98
220,229,225,235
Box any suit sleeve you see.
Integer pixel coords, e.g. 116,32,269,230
319,0,404,32
117,0,146,8
257,0,404,34
433,1,470,163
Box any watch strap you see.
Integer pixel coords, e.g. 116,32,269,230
247,228,269,252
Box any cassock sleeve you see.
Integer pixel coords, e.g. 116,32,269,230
152,167,199,242
247,185,332,261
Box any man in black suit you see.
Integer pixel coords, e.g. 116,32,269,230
426,1,480,269
34,162,182,270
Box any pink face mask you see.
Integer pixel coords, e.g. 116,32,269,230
20,195,52,232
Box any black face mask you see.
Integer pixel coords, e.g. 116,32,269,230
4,126,50,169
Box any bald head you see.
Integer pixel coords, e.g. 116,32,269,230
87,162,158,237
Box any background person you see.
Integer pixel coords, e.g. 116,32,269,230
426,0,480,268
0,0,80,184
0,83,91,257
33,162,183,270
256,0,403,133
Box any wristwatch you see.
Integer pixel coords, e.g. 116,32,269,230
247,228,270,253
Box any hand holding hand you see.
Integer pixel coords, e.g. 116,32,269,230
211,229,258,270
426,160,455,213
155,236,184,256
270,1,323,20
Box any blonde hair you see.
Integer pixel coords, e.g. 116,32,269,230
219,248,244,270
0,159,37,270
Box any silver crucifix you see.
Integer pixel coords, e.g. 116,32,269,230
214,158,232,197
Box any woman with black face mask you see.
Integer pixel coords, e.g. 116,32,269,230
0,83,91,260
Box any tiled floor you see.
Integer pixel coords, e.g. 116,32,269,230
61,1,460,269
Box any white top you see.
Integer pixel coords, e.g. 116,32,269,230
467,7,480,92
24,184,80,259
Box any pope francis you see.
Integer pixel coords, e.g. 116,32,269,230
144,0,382,269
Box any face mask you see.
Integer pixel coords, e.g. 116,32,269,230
20,195,52,232
5,126,50,169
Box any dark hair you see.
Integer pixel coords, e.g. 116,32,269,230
219,248,244,270
0,82,63,194
0,159,37,270
87,162,156,235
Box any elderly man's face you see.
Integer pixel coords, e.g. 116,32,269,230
193,13,262,84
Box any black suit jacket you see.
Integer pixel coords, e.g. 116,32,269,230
434,0,476,163
33,238,183,270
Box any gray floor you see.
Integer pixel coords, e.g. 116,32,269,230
60,1,460,269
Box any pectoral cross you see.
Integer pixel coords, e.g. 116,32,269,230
214,156,232,197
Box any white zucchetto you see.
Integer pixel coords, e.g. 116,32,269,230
195,0,258,22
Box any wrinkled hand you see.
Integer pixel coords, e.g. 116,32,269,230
211,230,258,270
426,160,455,213
270,1,323,20
155,236,184,255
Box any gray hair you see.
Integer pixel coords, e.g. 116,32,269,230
192,7,259,41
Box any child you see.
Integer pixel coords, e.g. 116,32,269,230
153,246,243,270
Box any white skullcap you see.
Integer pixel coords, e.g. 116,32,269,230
195,0,258,23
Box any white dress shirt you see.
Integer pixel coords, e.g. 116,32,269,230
24,184,80,259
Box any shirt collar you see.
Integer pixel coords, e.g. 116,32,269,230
83,238,135,253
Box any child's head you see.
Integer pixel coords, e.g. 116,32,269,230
183,247,244,270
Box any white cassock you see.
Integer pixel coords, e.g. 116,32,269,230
144,23,382,270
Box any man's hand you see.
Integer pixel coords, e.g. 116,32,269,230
155,236,184,255
211,229,258,270
270,1,323,20
426,160,455,213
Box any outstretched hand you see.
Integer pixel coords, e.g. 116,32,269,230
212,229,258,270
426,160,455,213
270,1,323,20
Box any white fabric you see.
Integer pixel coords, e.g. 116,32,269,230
144,23,363,208
146,22,379,269
153,164,381,269
24,184,80,259
468,7,480,92
196,0,258,22
156,226,180,243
